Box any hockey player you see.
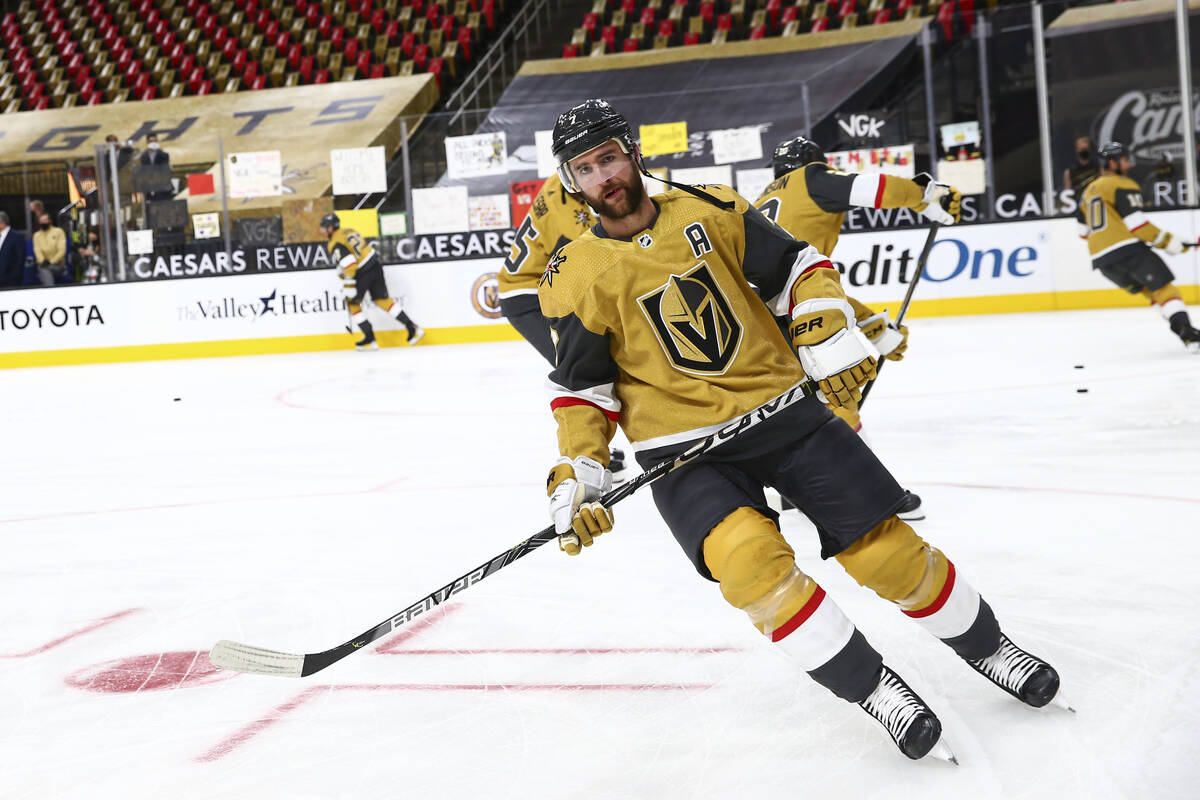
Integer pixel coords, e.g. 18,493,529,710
540,100,1064,762
755,136,963,520
321,213,423,351
501,174,627,480
1081,142,1200,351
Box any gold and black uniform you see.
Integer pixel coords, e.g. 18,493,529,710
1068,161,1101,225
327,225,418,340
328,227,385,302
754,163,920,430
500,174,594,362
754,163,926,257
539,185,907,574
1081,174,1175,292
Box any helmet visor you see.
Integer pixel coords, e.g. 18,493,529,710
558,138,634,193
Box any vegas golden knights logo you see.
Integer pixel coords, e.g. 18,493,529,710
638,262,743,375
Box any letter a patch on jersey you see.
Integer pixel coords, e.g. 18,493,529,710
638,262,743,375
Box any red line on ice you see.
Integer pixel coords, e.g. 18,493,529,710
918,481,1200,505
0,608,139,659
196,682,713,762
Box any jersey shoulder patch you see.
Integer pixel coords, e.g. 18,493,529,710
537,233,613,317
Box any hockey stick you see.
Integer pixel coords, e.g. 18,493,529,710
210,380,818,678
858,223,940,406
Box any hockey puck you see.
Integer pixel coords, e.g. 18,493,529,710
173,397,181,402
1076,388,1088,393
1073,364,1085,369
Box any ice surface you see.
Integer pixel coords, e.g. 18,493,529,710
1,306,1198,799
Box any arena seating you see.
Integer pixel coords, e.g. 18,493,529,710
561,0,985,56
1,0,509,111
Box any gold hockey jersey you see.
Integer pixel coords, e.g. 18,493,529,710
1081,174,1164,266
326,227,377,278
754,163,923,257
538,184,843,464
500,174,595,315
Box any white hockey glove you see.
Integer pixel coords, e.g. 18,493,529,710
1155,230,1188,256
342,279,357,300
790,298,879,408
913,173,962,225
857,310,909,361
547,455,613,555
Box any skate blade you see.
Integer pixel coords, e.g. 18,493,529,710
1049,692,1076,713
408,329,425,345
927,737,959,765
356,343,380,351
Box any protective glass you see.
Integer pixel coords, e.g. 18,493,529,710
558,139,634,193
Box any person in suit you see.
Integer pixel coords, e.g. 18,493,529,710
0,211,27,288
139,133,174,202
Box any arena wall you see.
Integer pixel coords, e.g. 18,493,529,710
2,210,1196,369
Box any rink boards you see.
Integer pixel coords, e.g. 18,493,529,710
2,209,1198,368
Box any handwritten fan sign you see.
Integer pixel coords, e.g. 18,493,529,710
639,122,689,157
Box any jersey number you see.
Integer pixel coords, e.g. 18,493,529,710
505,217,538,274
346,232,365,256
1086,196,1107,233
757,197,782,224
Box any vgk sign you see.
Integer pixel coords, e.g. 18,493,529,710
836,112,890,142
639,262,743,375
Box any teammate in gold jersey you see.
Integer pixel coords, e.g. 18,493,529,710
538,100,1064,762
755,135,963,520
321,213,423,351
1081,142,1200,351
501,175,627,479
500,174,595,361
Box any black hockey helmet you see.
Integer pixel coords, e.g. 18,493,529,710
1098,141,1130,167
552,98,734,210
772,135,825,178
551,99,642,194
320,212,340,231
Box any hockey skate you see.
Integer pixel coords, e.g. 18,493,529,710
1169,312,1200,353
407,326,425,345
859,665,956,763
355,332,379,351
896,491,925,521
965,633,1072,711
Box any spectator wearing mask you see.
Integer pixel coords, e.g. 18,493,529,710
1064,136,1100,224
0,211,26,288
139,133,174,202
33,213,67,286
78,230,106,284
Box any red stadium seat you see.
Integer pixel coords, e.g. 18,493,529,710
683,31,700,45
748,23,766,39
937,1,954,40
344,37,359,61
622,37,638,51
313,68,330,83
639,8,655,25
413,43,429,69
837,0,855,19
781,5,798,25
426,56,444,90
331,25,345,49
356,50,371,74
873,9,891,23
195,79,213,95
601,24,617,49
138,85,159,100
401,31,415,56
456,25,473,60
318,14,332,37
896,0,912,14
715,13,732,31
369,62,385,79
657,19,674,38
960,0,975,33
811,16,829,31
232,49,247,73
248,74,267,90
287,43,303,68
299,54,314,81
384,19,400,42
275,31,290,50
562,43,578,57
